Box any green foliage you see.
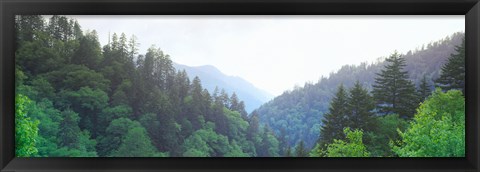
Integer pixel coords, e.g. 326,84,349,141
309,143,325,157
392,89,465,157
319,84,349,148
112,127,167,157
417,75,432,102
182,123,230,157
346,81,376,132
364,114,408,157
15,94,40,157
325,128,370,157
97,118,142,156
26,99,62,157
372,51,418,118
14,15,465,158
435,38,465,94
72,30,102,69
294,140,308,157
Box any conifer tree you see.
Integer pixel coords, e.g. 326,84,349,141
294,140,308,157
435,39,465,94
347,81,376,132
318,84,349,148
285,146,292,157
418,75,432,102
372,51,418,118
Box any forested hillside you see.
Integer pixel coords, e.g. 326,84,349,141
15,15,280,157
255,32,464,149
14,15,465,158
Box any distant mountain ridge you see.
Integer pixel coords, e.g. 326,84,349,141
255,32,465,149
173,63,273,113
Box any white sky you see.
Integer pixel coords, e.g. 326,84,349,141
67,15,464,96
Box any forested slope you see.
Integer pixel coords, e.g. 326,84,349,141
255,32,464,149
15,15,280,157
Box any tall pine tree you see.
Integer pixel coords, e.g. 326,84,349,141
372,51,418,119
318,84,349,148
347,81,376,132
435,38,465,94
417,75,432,102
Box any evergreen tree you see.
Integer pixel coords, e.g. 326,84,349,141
229,92,240,111
435,39,465,94
418,75,432,102
294,140,308,157
15,15,45,44
318,84,349,148
58,110,82,148
347,81,376,132
285,146,292,157
72,30,102,70
372,51,418,118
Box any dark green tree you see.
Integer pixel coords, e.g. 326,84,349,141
285,146,292,157
294,140,309,157
372,51,418,118
347,81,376,132
435,39,465,94
112,127,167,157
72,30,102,70
318,84,349,148
418,75,432,102
15,15,45,44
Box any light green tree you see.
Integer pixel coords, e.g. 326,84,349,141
391,89,464,157
15,94,40,157
325,127,370,157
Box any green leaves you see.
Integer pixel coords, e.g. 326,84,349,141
15,94,40,157
392,89,465,157
325,128,370,157
112,127,165,157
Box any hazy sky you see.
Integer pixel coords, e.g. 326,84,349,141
67,15,464,96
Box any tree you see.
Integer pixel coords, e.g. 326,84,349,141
372,51,418,118
15,15,45,43
58,110,81,148
325,127,370,157
72,30,102,70
417,75,432,102
364,114,408,157
435,39,465,94
318,84,349,148
285,146,293,157
15,94,40,157
181,123,230,157
96,118,142,156
258,126,280,157
347,81,376,132
112,127,167,157
294,140,308,157
392,89,464,157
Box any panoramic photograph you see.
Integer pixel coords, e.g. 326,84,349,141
15,15,465,157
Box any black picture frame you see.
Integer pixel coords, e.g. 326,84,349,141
1,0,479,172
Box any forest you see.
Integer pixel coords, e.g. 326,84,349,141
15,15,465,157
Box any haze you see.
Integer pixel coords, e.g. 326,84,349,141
67,15,464,96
